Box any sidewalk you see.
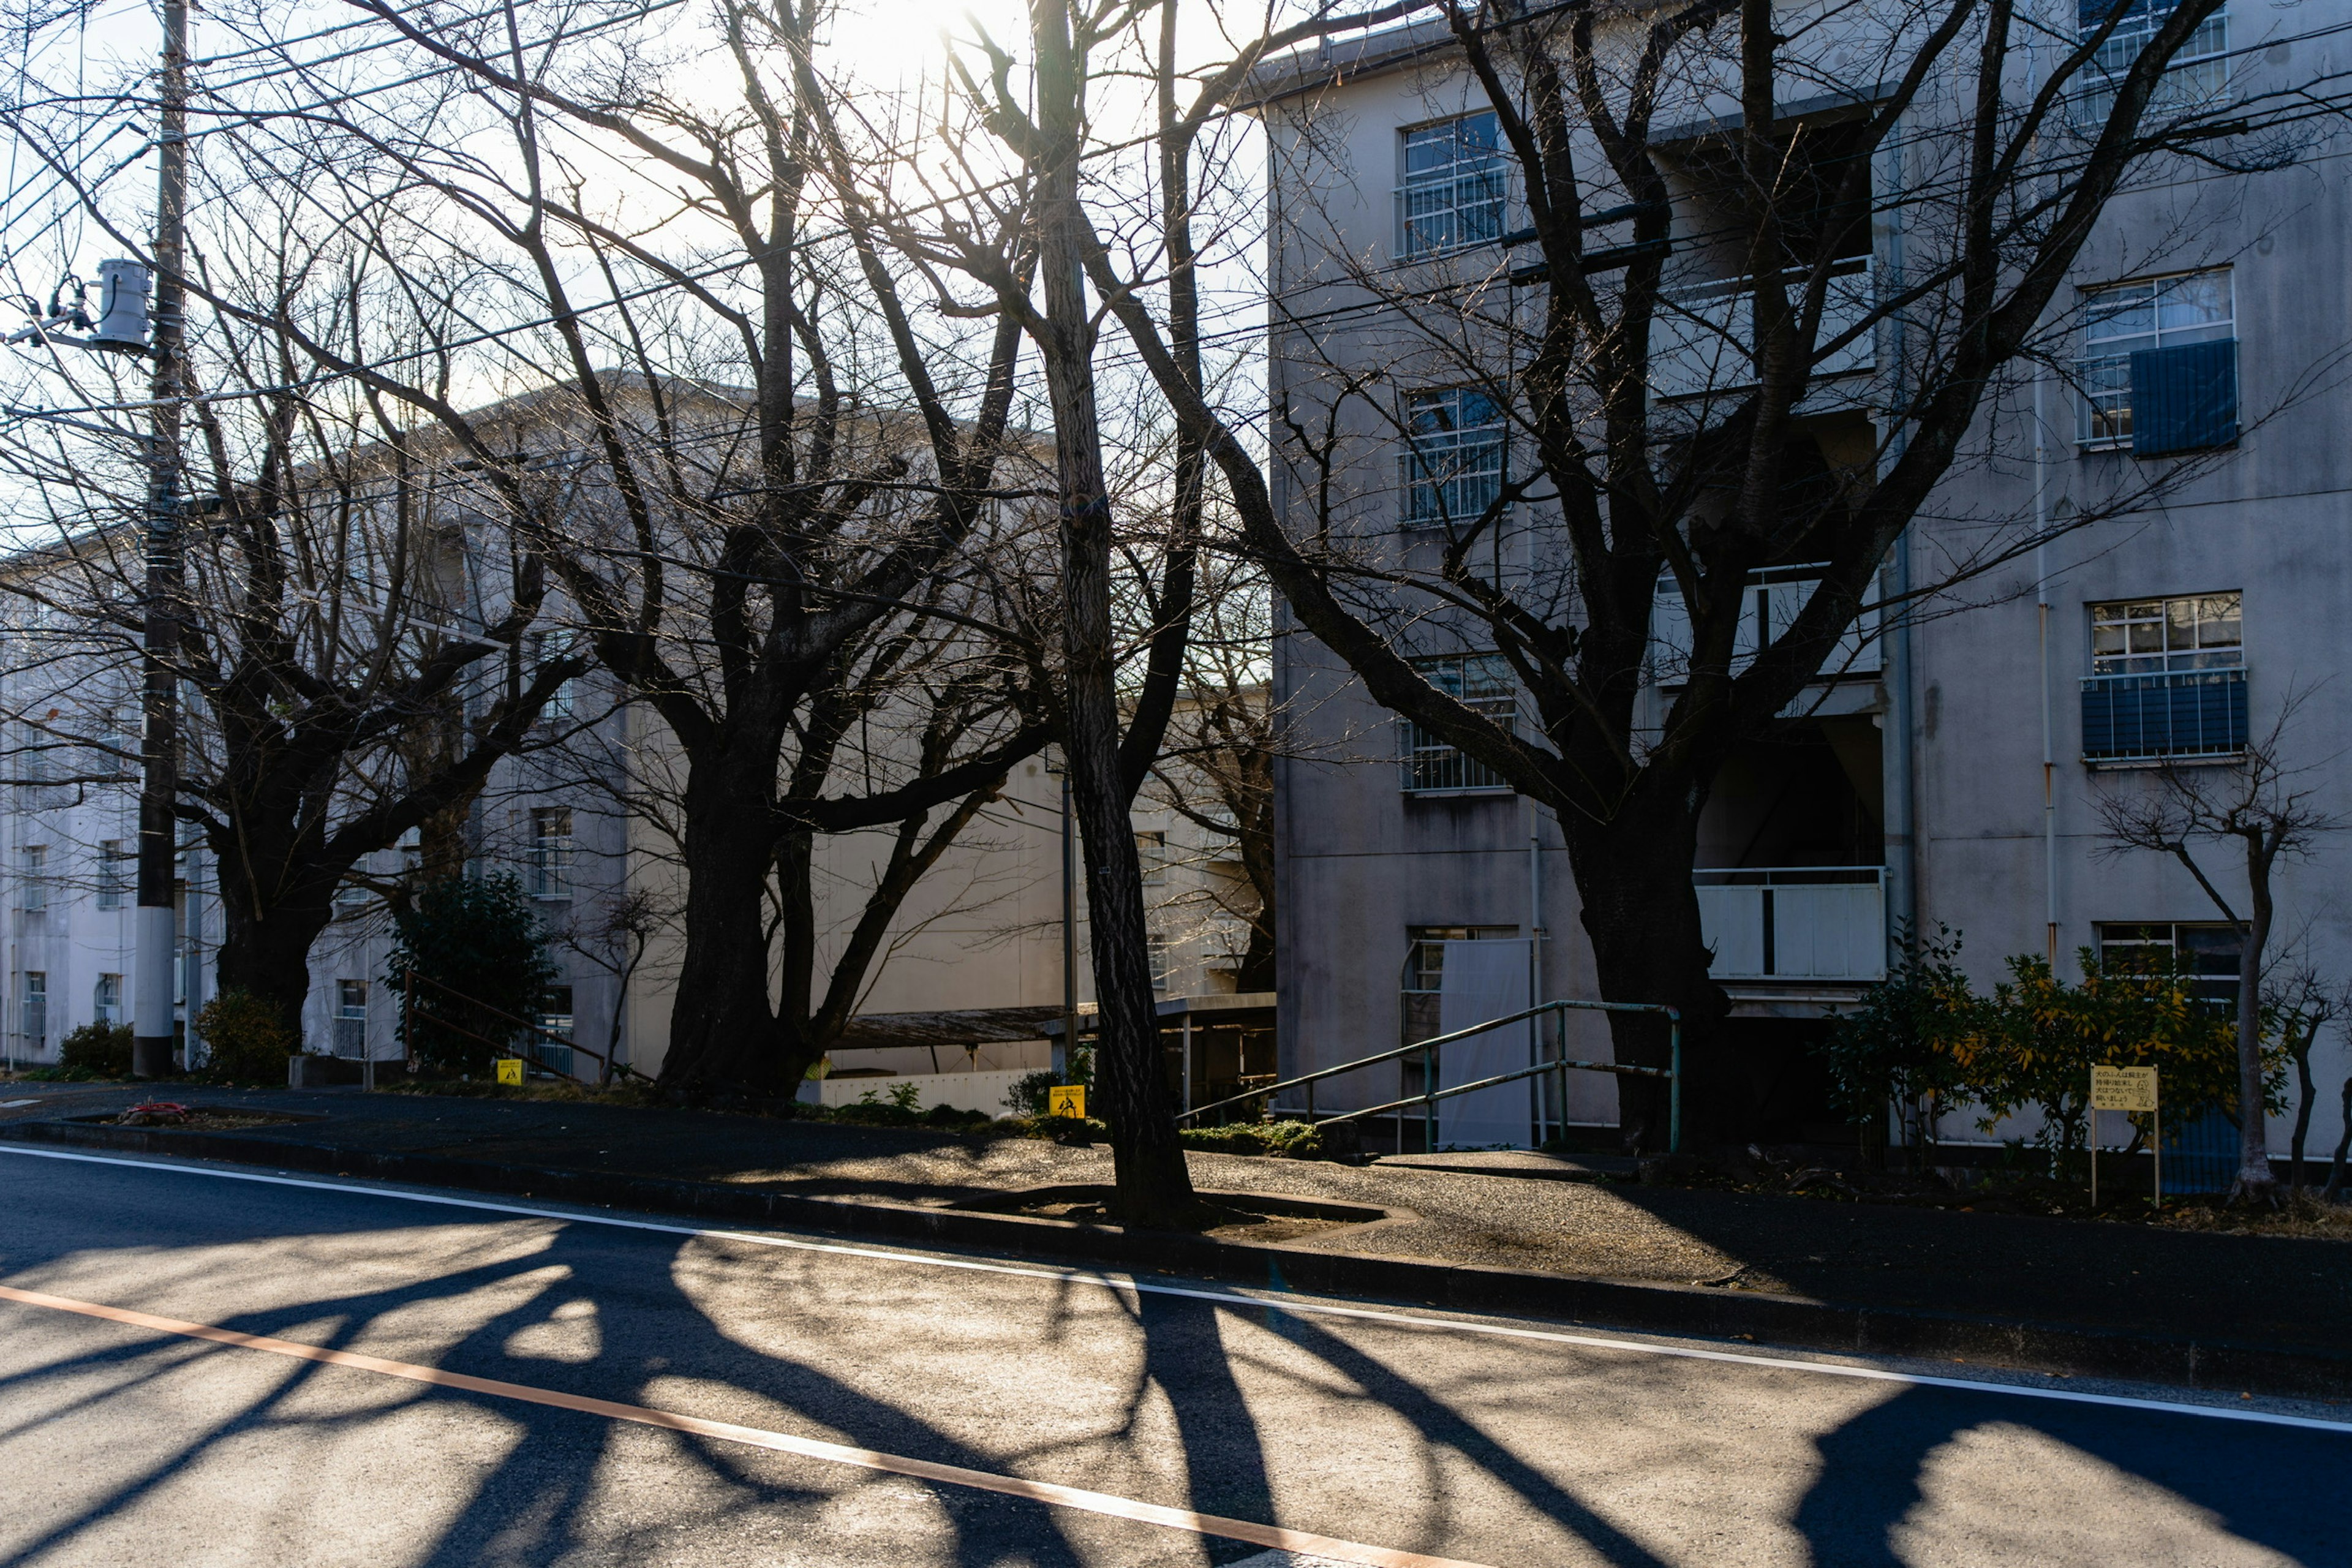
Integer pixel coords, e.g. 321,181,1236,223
4,1081,2348,1398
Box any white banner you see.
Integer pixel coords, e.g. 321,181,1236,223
1436,938,1533,1148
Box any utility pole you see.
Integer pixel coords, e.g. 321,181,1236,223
1055,752,1077,1078
131,0,188,1079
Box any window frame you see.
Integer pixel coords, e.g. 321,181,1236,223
1395,110,1508,258
2076,267,2235,449
96,839,127,910
2087,590,2243,676
1398,386,1508,530
1397,654,1519,795
2074,0,2231,126
2095,920,2242,1015
20,845,47,912
21,970,46,1044
529,805,575,900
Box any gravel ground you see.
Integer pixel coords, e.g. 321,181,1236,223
4,1079,2347,1348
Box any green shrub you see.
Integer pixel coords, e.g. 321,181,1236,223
388,874,558,1077
58,1021,133,1078
1820,925,1977,1164
1177,1119,1327,1159
1967,948,2273,1156
197,990,300,1082
1002,1047,1093,1117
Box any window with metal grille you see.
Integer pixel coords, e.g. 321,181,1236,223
328,978,365,1057
1400,388,1506,528
1398,655,1517,793
1400,925,1519,1061
2075,0,2230,126
20,846,46,911
2078,269,2234,449
96,840,126,910
21,971,45,1044
2097,921,2241,1016
1396,112,1506,257
1136,831,1168,888
530,807,573,899
2082,592,2246,760
531,629,578,722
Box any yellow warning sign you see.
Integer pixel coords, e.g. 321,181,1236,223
2090,1064,2157,1112
496,1058,526,1086
1047,1084,1086,1120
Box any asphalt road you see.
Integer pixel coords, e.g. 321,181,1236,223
0,1145,2343,1567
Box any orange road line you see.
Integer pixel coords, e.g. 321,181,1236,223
0,1281,1496,1568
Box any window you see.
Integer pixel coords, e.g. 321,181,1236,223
1148,932,1174,994
2076,0,2230,126
1136,831,1168,889
1399,654,1517,793
2078,270,2235,451
21,971,45,1044
535,984,576,1076
1400,388,1506,528
531,630,578,722
20,845,46,912
19,721,47,785
334,979,369,1058
1396,111,1506,257
2097,921,2241,1015
529,807,574,899
1400,925,1519,1055
93,973,122,1025
2090,592,2241,674
96,840,127,910
2082,592,2246,761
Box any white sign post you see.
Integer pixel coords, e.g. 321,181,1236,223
2089,1065,2160,1208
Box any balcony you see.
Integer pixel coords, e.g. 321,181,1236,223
1696,866,1887,982
1652,258,1874,400
2081,668,2246,763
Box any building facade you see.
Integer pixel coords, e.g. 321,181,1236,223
1261,4,2352,1159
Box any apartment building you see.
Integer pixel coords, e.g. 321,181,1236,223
1259,4,2351,1156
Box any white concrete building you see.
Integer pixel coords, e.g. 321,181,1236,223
1256,4,2352,1167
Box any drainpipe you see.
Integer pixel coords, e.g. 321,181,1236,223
2034,375,2059,965
1878,124,1918,973
1528,796,1544,1142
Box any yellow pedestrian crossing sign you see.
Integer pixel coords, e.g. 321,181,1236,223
496,1058,525,1086
1048,1084,1085,1120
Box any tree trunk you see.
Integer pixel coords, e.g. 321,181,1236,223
1027,0,1194,1229
2233,894,2279,1203
660,749,790,1094
2289,1026,2316,1197
2324,1075,2351,1204
213,880,333,1049
1558,778,1731,1153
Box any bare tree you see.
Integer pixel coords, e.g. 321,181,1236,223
2095,710,2344,1202
2262,966,2346,1199
1079,0,2332,1146
133,0,1061,1093
0,314,582,1041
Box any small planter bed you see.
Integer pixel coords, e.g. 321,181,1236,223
951,1183,1396,1242
78,1104,324,1132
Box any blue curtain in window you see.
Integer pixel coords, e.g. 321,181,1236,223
2130,339,2237,454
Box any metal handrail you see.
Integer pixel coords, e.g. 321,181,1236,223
1178,998,1684,1153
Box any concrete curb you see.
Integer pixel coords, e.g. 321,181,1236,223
12,1116,2350,1402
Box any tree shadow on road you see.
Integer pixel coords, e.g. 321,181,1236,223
1789,1381,2349,1567
0,1201,1099,1568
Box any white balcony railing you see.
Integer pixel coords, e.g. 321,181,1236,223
1652,257,1874,400
1695,865,1886,981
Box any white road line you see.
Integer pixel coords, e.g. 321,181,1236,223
4,1142,2349,1435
